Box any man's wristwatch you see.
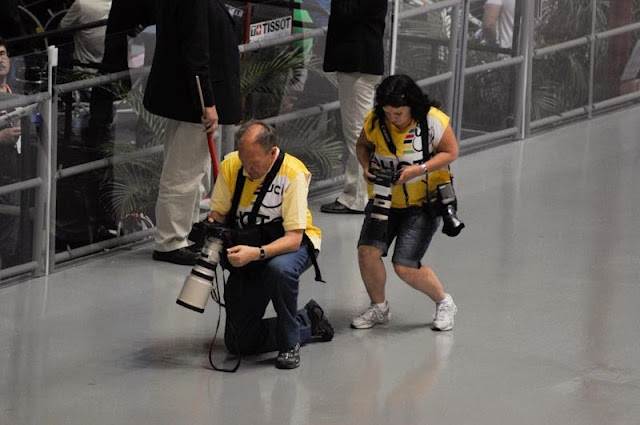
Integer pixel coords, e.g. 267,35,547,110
259,246,266,261
421,163,428,174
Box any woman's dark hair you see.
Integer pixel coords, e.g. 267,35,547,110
372,74,440,131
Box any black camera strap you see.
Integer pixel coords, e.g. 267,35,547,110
377,117,410,207
227,149,285,226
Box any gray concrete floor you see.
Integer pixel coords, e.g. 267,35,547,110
2,106,640,425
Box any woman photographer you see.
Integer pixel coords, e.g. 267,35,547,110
352,74,459,331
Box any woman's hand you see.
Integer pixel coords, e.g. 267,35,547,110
363,163,379,183
394,164,424,185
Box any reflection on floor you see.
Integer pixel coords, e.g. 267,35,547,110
2,105,640,425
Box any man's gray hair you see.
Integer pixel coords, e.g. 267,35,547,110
235,120,278,151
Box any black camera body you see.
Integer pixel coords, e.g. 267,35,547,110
424,181,465,237
188,220,234,248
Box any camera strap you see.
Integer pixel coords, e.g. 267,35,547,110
228,149,285,226
377,117,410,207
417,115,457,208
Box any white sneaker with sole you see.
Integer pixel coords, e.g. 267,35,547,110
351,303,390,329
432,294,457,331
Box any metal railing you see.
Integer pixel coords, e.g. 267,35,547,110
2,0,639,283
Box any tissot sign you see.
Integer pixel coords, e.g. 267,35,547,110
249,16,292,42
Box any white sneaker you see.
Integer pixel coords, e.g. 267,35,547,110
432,294,457,331
351,303,390,329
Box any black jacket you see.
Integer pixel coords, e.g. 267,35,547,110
323,0,387,75
143,0,241,124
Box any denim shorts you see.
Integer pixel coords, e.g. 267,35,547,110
357,203,440,269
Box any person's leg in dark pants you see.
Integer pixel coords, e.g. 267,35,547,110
262,246,313,350
223,245,313,354
223,268,272,355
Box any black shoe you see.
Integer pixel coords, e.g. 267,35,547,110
305,299,334,342
152,247,198,265
187,243,203,254
275,343,300,369
320,200,364,214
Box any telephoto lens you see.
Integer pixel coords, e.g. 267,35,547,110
371,168,394,221
366,167,394,244
176,237,224,313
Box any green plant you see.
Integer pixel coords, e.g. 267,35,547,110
99,85,165,220
275,114,344,180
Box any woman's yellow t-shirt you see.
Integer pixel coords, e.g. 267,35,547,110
363,107,450,208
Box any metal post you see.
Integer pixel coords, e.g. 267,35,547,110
452,0,470,139
523,0,535,138
389,0,400,75
514,0,533,139
34,46,58,276
447,1,462,117
587,0,597,118
220,124,235,157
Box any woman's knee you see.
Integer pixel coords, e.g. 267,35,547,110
393,262,433,281
358,245,382,264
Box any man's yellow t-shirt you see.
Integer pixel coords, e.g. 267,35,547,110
210,149,322,250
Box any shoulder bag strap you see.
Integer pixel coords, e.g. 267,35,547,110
248,149,285,224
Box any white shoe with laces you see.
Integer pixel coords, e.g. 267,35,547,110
351,302,390,329
432,294,457,331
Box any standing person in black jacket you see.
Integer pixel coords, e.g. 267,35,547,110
320,0,387,215
144,0,242,265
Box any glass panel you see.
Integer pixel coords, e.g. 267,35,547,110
0,103,42,272
54,27,159,252
467,0,521,61
395,7,452,81
594,30,640,103
240,41,337,120
468,0,521,53
535,1,593,48
461,64,518,139
420,79,451,115
531,45,590,121
595,0,639,33
2,50,49,95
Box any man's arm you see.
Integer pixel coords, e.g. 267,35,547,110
225,230,304,268
178,0,218,132
225,171,308,268
208,168,232,223
0,127,21,145
482,3,501,45
59,1,81,28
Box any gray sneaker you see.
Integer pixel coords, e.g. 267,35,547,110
432,294,457,331
351,303,390,329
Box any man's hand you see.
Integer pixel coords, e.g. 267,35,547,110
0,126,21,145
208,210,225,223
226,245,260,268
128,24,145,38
202,106,219,134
